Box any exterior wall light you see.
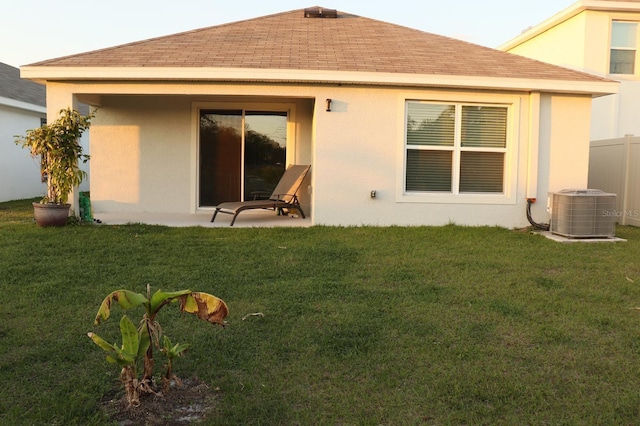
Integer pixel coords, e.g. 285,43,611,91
326,98,332,112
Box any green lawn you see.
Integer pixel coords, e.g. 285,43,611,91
1,198,640,425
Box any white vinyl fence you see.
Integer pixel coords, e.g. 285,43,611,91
589,135,640,226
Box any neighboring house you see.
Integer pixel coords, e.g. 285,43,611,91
499,0,640,226
20,6,618,227
0,61,46,202
0,62,91,203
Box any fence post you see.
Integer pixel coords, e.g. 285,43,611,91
622,134,633,225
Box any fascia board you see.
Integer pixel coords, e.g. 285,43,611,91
498,2,586,51
20,66,619,97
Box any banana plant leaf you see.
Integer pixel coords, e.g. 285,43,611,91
94,290,148,325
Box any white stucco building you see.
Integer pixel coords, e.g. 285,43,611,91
20,6,618,227
500,0,639,226
499,0,640,141
0,62,47,202
1,62,91,203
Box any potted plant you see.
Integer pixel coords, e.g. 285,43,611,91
14,107,94,226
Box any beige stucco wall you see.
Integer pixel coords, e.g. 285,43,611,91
508,12,591,74
544,94,592,192
90,96,192,213
44,80,594,228
503,10,640,141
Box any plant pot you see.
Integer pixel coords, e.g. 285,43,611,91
32,202,71,227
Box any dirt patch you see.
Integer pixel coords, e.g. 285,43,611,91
100,377,220,425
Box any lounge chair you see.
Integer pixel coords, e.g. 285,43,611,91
210,164,311,226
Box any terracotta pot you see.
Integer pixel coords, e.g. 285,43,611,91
32,202,71,227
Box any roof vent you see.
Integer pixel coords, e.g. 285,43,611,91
304,7,338,18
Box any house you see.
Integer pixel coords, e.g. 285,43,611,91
0,62,91,203
499,0,640,226
0,62,46,202
19,6,618,227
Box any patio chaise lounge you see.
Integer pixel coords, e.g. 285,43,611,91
210,164,311,226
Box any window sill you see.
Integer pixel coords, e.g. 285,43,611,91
396,192,516,205
608,73,640,81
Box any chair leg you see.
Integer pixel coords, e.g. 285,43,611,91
230,212,240,226
297,206,306,219
211,209,220,223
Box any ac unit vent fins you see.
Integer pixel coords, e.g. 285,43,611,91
550,189,616,238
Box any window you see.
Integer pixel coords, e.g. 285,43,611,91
405,101,508,195
610,21,637,75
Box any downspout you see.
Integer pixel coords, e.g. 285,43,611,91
526,92,540,200
526,92,549,230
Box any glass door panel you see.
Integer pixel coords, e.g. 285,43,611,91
199,110,242,206
244,111,287,200
199,109,287,207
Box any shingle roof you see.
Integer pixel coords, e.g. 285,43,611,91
0,62,45,106
27,6,608,84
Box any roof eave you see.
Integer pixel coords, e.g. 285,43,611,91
20,66,619,98
0,95,46,113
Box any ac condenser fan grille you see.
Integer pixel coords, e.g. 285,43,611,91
550,189,616,238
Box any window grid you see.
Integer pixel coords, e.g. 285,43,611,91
405,102,508,195
610,21,638,75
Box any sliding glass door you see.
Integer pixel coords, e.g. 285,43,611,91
199,110,287,207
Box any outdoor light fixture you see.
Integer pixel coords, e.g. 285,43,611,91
326,98,332,112
370,190,376,198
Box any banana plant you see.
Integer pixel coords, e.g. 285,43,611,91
160,335,191,392
89,285,228,403
88,315,150,406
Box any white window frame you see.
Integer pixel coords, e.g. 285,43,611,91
610,20,639,76
397,94,519,205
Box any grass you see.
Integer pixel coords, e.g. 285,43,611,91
1,198,640,424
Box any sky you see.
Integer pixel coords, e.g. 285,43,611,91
2,0,577,68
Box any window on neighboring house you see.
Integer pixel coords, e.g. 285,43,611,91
610,21,637,75
405,101,508,195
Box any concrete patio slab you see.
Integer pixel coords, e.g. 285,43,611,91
92,210,311,228
537,231,626,243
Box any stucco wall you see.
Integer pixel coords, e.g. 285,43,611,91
507,12,589,74
0,104,46,202
503,10,640,141
312,88,590,227
89,95,315,214
47,81,593,228
91,97,193,213
544,94,592,192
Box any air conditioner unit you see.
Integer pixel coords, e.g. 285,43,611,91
550,189,616,238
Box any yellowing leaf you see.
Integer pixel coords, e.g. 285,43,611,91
88,332,116,352
94,290,148,325
178,292,228,326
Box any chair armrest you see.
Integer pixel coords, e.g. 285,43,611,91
272,194,299,203
250,190,271,200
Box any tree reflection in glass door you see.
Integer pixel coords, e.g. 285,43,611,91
199,110,287,207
